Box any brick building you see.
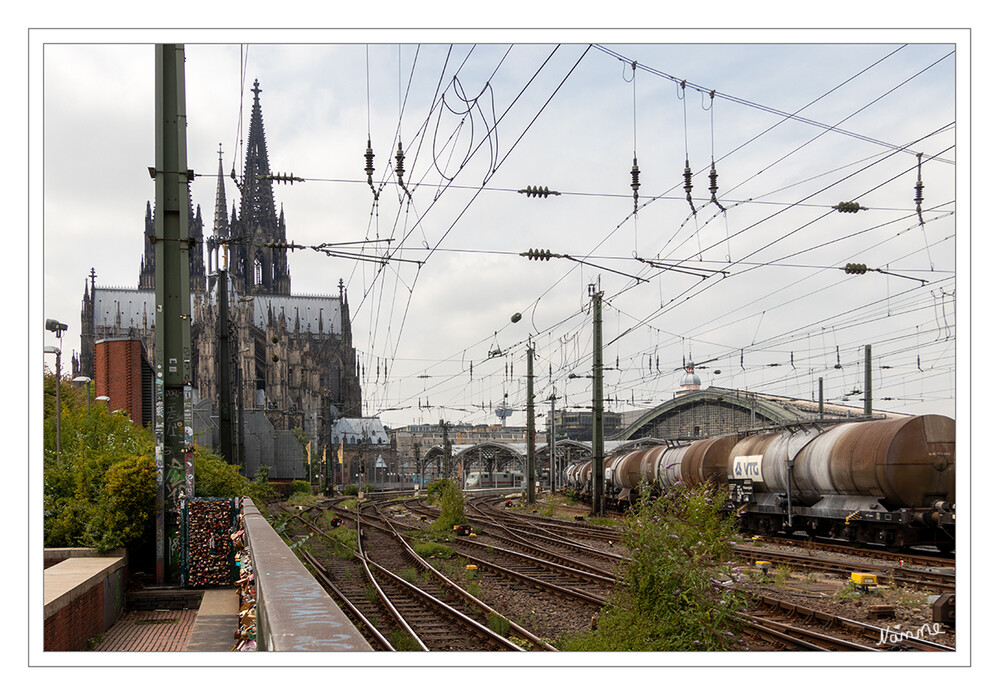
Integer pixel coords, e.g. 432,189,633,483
92,338,154,427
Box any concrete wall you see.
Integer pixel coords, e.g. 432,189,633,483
44,556,126,651
241,498,371,651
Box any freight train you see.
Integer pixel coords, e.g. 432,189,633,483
564,415,955,550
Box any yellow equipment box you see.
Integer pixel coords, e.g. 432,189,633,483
850,572,878,586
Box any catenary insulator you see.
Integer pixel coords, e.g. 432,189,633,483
708,161,725,211
364,139,379,201
914,153,925,225
683,159,696,214
833,201,867,213
395,142,406,182
364,139,375,181
518,185,560,198
631,157,641,213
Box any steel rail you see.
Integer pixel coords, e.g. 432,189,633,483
375,510,559,651
299,547,396,651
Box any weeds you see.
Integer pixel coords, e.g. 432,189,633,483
557,482,747,651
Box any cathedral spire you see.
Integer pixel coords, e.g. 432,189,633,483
232,78,290,295
239,78,278,232
213,144,230,239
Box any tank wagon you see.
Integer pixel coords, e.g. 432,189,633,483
569,415,955,550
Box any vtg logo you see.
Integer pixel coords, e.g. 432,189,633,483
732,455,764,482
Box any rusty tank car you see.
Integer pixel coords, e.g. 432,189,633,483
598,415,955,550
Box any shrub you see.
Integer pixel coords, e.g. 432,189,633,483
559,482,747,651
428,480,466,532
193,447,248,498
87,454,157,553
288,480,311,496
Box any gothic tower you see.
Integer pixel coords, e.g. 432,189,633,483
230,79,291,296
138,196,206,292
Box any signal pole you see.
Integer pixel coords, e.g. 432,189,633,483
590,287,605,516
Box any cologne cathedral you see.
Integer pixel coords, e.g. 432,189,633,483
77,79,363,462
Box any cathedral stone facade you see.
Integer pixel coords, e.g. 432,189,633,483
77,79,362,467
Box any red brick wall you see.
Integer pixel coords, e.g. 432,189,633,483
44,583,104,651
94,339,143,424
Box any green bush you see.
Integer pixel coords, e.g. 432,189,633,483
193,447,248,498
245,466,279,507
43,372,156,556
288,480,311,496
428,480,467,532
559,483,747,651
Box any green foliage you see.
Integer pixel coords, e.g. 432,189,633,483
426,479,449,501
487,612,509,636
193,447,248,498
43,372,156,556
559,483,747,651
245,465,279,507
327,524,358,559
43,372,257,560
288,480,311,496
428,480,466,532
88,454,157,553
390,629,422,651
343,484,359,496
287,491,320,506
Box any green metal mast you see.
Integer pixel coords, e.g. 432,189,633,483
526,345,536,504
590,287,604,516
153,44,194,585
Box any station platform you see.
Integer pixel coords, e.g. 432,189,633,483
94,589,238,652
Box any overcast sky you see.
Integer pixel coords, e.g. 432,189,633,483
35,30,965,429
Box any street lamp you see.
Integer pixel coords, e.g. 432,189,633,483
44,344,62,464
95,395,111,412
44,317,69,466
73,376,93,415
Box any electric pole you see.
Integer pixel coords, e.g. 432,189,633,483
153,43,194,584
526,345,536,504
549,391,556,493
590,287,605,516
864,344,873,418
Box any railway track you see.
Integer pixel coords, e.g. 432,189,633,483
272,495,955,652
747,534,955,568
734,545,956,594
278,501,544,650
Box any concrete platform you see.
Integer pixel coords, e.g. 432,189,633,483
94,588,239,652
185,589,240,651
